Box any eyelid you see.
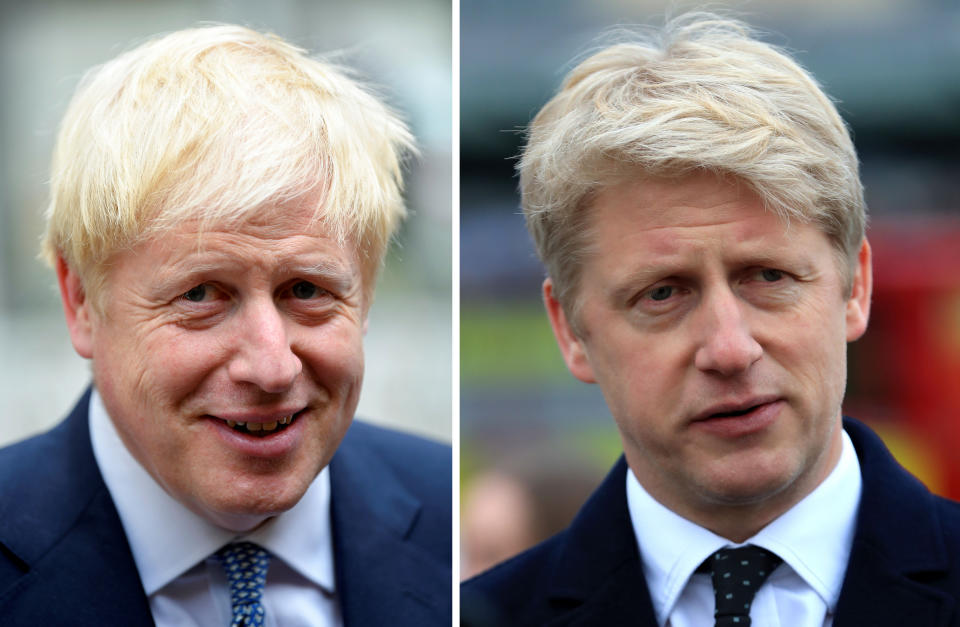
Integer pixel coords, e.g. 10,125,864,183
177,281,230,305
748,267,787,281
632,281,685,309
290,280,331,297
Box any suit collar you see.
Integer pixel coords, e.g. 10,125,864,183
545,457,658,625
329,421,449,625
834,417,955,626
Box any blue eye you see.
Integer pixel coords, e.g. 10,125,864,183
649,286,673,301
760,269,784,282
183,285,208,302
291,281,319,299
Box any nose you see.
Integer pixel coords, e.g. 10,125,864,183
227,299,302,393
693,288,762,376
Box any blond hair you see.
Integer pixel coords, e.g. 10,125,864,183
42,24,415,307
520,13,865,318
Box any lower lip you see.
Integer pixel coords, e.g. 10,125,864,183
691,400,784,438
204,411,307,458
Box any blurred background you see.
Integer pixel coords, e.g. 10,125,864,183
0,0,451,444
461,0,960,578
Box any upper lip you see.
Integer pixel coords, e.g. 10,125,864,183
208,407,306,423
691,396,781,422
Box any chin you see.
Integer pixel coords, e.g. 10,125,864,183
194,473,316,531
699,460,800,507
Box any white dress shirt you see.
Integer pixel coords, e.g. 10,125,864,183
89,389,342,627
627,429,862,627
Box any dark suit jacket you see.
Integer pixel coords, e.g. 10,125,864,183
0,388,451,626
462,418,960,626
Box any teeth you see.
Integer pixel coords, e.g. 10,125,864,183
223,414,296,433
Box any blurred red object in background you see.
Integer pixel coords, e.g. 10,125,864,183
846,218,960,499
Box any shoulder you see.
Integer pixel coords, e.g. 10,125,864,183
0,402,85,479
329,420,452,623
462,457,639,626
0,392,98,537
844,416,960,591
934,493,960,534
461,533,568,627
0,393,152,622
342,419,449,466
339,419,450,498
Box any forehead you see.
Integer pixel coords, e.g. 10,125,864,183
581,173,835,280
119,208,362,283
591,174,804,248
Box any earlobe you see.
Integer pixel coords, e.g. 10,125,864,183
543,279,596,384
845,239,873,342
56,257,94,359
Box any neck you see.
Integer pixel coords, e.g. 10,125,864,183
627,424,844,542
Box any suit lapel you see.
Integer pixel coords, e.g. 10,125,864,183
834,418,955,627
0,389,153,624
544,458,659,626
329,424,449,626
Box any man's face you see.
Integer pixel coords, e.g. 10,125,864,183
545,172,871,538
64,206,366,531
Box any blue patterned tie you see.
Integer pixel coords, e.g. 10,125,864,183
216,542,271,627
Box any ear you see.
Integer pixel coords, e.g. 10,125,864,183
56,257,94,359
845,238,872,342
543,278,596,384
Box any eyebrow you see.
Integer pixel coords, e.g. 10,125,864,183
606,249,816,304
151,254,356,295
279,259,357,291
280,258,351,277
608,265,675,305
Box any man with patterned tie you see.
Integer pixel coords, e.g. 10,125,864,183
462,12,960,627
0,25,450,625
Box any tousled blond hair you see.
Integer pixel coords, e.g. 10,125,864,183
42,24,415,308
520,13,866,320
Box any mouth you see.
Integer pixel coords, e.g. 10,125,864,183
690,397,784,438
212,410,305,438
711,405,761,419
694,397,781,422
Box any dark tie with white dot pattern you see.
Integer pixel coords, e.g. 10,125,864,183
702,545,782,626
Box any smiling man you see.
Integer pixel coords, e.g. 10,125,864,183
0,25,449,625
462,13,960,627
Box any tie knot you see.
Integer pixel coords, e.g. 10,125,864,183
216,542,271,627
703,545,782,627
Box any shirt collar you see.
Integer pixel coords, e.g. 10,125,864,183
627,428,862,626
88,388,336,596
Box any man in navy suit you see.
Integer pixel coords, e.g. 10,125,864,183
0,25,449,625
463,12,960,626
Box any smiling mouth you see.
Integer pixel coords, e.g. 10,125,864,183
219,412,301,437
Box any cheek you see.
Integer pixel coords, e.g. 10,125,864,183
588,327,684,421
133,329,231,408
302,324,365,385
765,298,849,410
